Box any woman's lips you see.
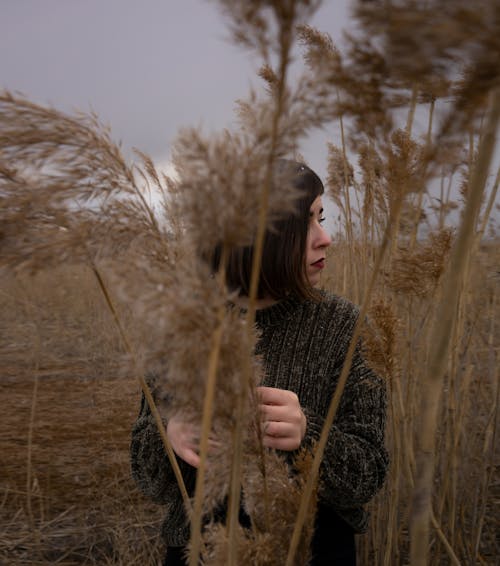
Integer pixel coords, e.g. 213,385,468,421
311,259,325,269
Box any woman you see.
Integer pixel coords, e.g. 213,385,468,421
130,161,388,565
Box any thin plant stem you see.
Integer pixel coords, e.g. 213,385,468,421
226,13,294,564
473,363,499,561
477,166,500,240
431,511,462,566
26,369,39,530
338,105,358,301
188,244,228,566
385,84,417,258
16,276,42,554
409,97,435,249
383,391,400,566
406,85,418,137
90,264,190,507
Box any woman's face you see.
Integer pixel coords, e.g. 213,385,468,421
305,196,332,287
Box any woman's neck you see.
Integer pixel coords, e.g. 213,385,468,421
233,295,277,310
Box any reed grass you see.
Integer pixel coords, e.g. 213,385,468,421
410,88,500,566
189,244,228,566
1,1,499,564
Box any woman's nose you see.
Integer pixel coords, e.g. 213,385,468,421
315,225,332,249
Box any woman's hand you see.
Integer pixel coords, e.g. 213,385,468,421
166,415,222,468
257,386,307,451
166,415,202,468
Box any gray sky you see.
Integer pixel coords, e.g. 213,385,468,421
3,1,497,233
1,0,350,179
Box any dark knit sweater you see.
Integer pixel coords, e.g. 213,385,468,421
130,291,388,547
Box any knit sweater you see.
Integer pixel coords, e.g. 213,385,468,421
130,291,389,547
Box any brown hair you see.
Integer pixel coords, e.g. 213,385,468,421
212,160,325,301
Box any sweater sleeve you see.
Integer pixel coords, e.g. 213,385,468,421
302,345,389,510
129,377,197,505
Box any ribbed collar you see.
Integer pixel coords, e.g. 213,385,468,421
254,294,303,328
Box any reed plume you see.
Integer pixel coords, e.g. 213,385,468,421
199,448,317,566
388,228,453,297
170,128,302,254
0,91,170,272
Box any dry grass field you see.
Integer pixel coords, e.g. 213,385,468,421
0,266,165,564
1,2,500,564
1,240,498,564
325,238,500,565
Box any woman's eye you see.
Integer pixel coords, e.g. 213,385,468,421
319,216,326,224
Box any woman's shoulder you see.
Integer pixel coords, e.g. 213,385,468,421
316,291,390,381
312,289,360,322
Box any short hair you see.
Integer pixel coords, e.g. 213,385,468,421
212,160,325,301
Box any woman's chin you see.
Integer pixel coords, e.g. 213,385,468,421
307,276,321,288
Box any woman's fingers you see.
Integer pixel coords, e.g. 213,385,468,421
257,386,307,451
258,385,296,405
260,403,302,425
262,421,302,450
166,415,222,468
177,445,201,468
166,416,201,467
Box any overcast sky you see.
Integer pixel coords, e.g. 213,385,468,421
3,1,498,233
1,0,351,178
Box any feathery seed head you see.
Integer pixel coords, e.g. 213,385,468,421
388,228,453,297
171,128,304,255
326,143,354,210
364,300,399,381
0,93,169,272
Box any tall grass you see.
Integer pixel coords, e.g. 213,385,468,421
1,0,499,564
0,267,165,564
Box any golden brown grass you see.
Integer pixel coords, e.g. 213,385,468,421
1,1,500,564
0,267,165,565
1,243,498,564
325,228,500,566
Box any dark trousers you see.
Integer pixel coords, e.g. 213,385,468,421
310,504,356,565
164,506,356,566
163,546,187,566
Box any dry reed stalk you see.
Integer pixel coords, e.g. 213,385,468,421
382,385,402,566
409,96,435,249
338,110,359,302
431,511,461,566
26,368,39,525
228,70,287,566
477,166,500,240
188,245,228,566
23,312,40,528
439,290,473,553
451,367,475,546
405,85,418,137
410,89,500,566
402,301,416,483
90,265,189,508
10,276,45,557
471,349,499,563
